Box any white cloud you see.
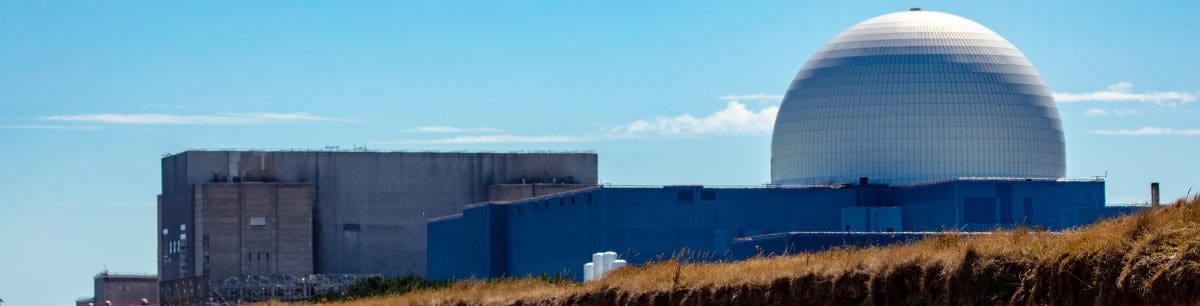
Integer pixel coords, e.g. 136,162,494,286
1054,82,1195,105
384,93,784,144
604,101,779,137
716,93,783,102
382,134,588,144
1092,126,1200,136
1084,108,1108,117
0,125,99,130
400,126,505,133
1083,108,1140,117
38,112,342,125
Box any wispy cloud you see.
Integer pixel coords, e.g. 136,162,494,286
1054,82,1195,105
383,93,783,144
603,101,778,137
716,93,783,103
1084,108,1108,117
1083,108,1140,117
38,112,342,125
1092,126,1200,136
0,124,100,130
399,126,505,133
382,134,587,144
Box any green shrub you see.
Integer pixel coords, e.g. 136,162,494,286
317,275,450,301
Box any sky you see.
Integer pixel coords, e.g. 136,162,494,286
0,1,1197,304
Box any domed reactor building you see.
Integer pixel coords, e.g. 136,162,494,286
425,10,1136,281
772,9,1065,186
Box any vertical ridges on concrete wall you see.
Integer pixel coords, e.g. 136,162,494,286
195,183,314,280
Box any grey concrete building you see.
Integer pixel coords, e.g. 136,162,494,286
157,150,596,303
75,272,159,306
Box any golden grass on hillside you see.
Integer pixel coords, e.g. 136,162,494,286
295,196,1200,305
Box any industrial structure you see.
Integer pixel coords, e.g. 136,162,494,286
75,272,159,306
156,151,596,304
426,9,1141,281
427,178,1138,280
142,8,1149,303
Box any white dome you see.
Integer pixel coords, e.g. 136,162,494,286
770,10,1065,186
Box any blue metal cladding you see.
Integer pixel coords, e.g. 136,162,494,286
771,10,1066,185
893,180,1106,231
426,179,1111,281
428,186,858,280
426,216,463,280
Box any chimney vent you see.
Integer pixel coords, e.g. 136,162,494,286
1151,182,1161,208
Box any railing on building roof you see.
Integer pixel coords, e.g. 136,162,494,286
599,183,842,189
166,148,596,157
95,271,157,278
898,177,1105,188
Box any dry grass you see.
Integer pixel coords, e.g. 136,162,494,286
288,196,1200,305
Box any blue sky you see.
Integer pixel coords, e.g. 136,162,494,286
1,1,1198,304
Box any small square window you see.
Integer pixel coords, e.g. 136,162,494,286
700,190,717,201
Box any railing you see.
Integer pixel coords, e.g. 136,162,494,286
95,271,157,278
166,148,596,157
899,177,1105,188
599,183,840,189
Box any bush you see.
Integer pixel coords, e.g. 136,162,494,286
316,275,450,301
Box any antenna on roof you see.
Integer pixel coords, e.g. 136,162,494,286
909,7,922,11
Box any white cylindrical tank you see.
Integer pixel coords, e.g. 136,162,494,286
601,251,617,271
583,262,595,281
592,252,605,278
611,259,627,270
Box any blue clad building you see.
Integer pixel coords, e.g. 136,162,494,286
427,178,1130,280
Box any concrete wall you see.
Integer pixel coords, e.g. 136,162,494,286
93,274,158,305
160,151,597,280
486,184,596,202
195,183,314,280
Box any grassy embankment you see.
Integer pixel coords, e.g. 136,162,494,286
282,195,1200,305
